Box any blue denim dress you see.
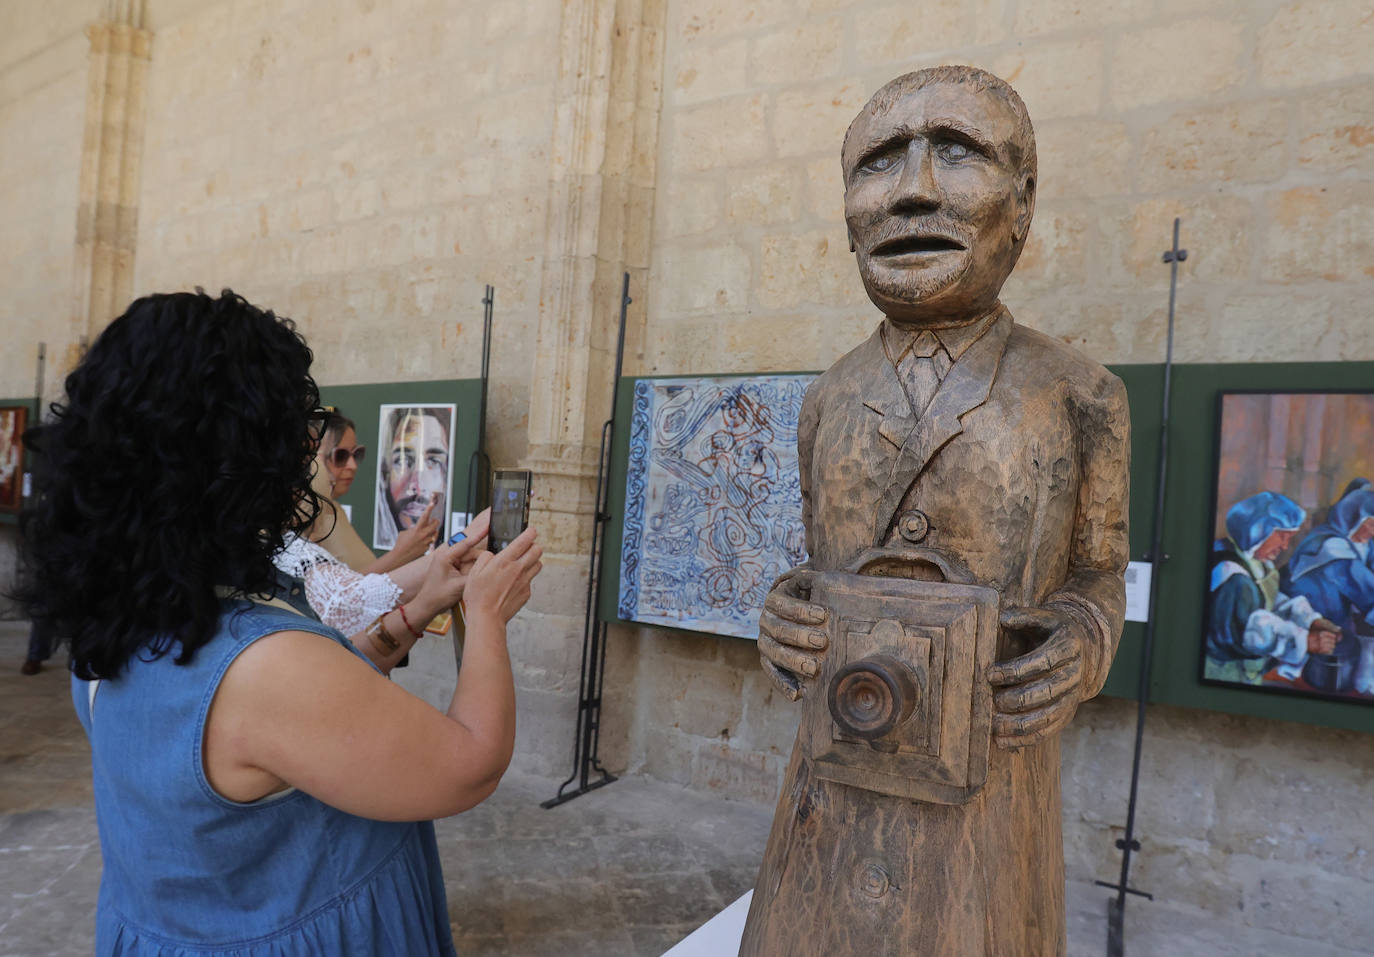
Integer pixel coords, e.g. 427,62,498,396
72,600,458,956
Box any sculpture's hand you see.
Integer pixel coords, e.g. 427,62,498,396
757,568,828,702
987,606,1086,750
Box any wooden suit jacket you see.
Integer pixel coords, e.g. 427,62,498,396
798,305,1130,695
743,307,1130,957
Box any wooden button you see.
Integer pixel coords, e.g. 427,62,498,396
898,509,929,543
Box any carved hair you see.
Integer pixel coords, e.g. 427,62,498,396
842,65,1037,186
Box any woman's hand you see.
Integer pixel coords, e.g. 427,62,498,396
386,494,442,565
464,527,543,624
454,509,492,574
410,531,487,622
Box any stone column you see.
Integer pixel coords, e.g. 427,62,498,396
69,0,152,376
513,0,664,773
526,0,664,553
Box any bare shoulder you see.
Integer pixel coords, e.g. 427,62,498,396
212,627,390,746
225,626,366,686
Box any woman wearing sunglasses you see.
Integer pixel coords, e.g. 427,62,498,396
312,409,441,574
18,289,541,956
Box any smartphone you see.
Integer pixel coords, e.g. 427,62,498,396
489,469,532,552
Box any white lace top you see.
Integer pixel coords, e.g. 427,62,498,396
273,534,402,635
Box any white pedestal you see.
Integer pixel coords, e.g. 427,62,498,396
661,890,753,957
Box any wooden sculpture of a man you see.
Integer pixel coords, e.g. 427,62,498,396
743,66,1130,956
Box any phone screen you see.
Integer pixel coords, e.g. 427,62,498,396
489,470,531,552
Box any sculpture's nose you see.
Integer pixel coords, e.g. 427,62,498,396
888,140,941,214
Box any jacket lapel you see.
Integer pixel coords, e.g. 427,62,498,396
870,309,1013,543
861,350,917,450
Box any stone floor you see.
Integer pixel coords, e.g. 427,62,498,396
2,619,1367,957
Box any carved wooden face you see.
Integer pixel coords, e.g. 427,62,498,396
843,81,1034,325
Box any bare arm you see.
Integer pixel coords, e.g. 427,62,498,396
205,525,543,821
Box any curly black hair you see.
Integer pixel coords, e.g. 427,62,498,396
16,290,324,679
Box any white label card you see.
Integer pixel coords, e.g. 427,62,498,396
1124,561,1152,623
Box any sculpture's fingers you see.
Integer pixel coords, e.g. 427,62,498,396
760,656,804,701
986,630,1077,686
997,605,1063,633
992,658,1081,713
759,610,828,651
763,587,827,626
758,633,820,679
991,696,1077,749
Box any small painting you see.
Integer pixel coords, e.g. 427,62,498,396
1202,391,1374,704
619,374,815,639
373,404,456,550
0,405,26,512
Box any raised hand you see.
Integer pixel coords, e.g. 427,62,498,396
389,494,442,564
464,527,543,625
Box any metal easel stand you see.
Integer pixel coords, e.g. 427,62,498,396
543,272,632,809
1096,219,1188,956
465,285,495,519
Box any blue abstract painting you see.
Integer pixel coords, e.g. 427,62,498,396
619,374,815,639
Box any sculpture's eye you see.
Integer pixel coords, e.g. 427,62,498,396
861,151,901,174
939,141,972,162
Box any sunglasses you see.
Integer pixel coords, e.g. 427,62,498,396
329,445,367,468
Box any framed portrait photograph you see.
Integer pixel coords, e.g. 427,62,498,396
373,404,456,550
1201,390,1374,706
0,405,26,512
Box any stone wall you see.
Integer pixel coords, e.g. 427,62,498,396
1,0,1372,948
0,0,102,617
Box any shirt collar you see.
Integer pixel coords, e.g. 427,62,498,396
883,306,1001,362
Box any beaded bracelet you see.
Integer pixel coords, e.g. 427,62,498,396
397,603,424,640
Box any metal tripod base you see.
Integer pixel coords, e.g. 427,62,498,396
540,770,618,809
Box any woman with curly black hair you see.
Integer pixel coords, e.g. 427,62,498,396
18,290,542,956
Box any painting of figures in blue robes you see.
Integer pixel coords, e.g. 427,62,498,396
618,374,815,639
1202,391,1374,705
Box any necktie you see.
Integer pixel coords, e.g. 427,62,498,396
896,330,950,415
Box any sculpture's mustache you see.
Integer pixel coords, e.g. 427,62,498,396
865,219,969,257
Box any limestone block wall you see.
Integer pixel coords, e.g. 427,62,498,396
612,0,1374,947
132,0,560,471
0,0,104,617
126,0,576,771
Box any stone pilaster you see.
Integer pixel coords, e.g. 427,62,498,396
69,0,151,374
525,0,665,558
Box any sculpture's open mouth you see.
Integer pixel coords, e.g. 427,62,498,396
872,234,966,257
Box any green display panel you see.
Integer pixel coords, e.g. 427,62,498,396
317,380,483,556
0,396,39,527
1141,361,1374,735
595,364,1374,735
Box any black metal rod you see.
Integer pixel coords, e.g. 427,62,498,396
466,286,495,519
1105,218,1186,955
544,272,633,808
477,285,493,453
34,342,46,408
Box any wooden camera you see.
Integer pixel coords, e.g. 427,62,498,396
798,547,1000,805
